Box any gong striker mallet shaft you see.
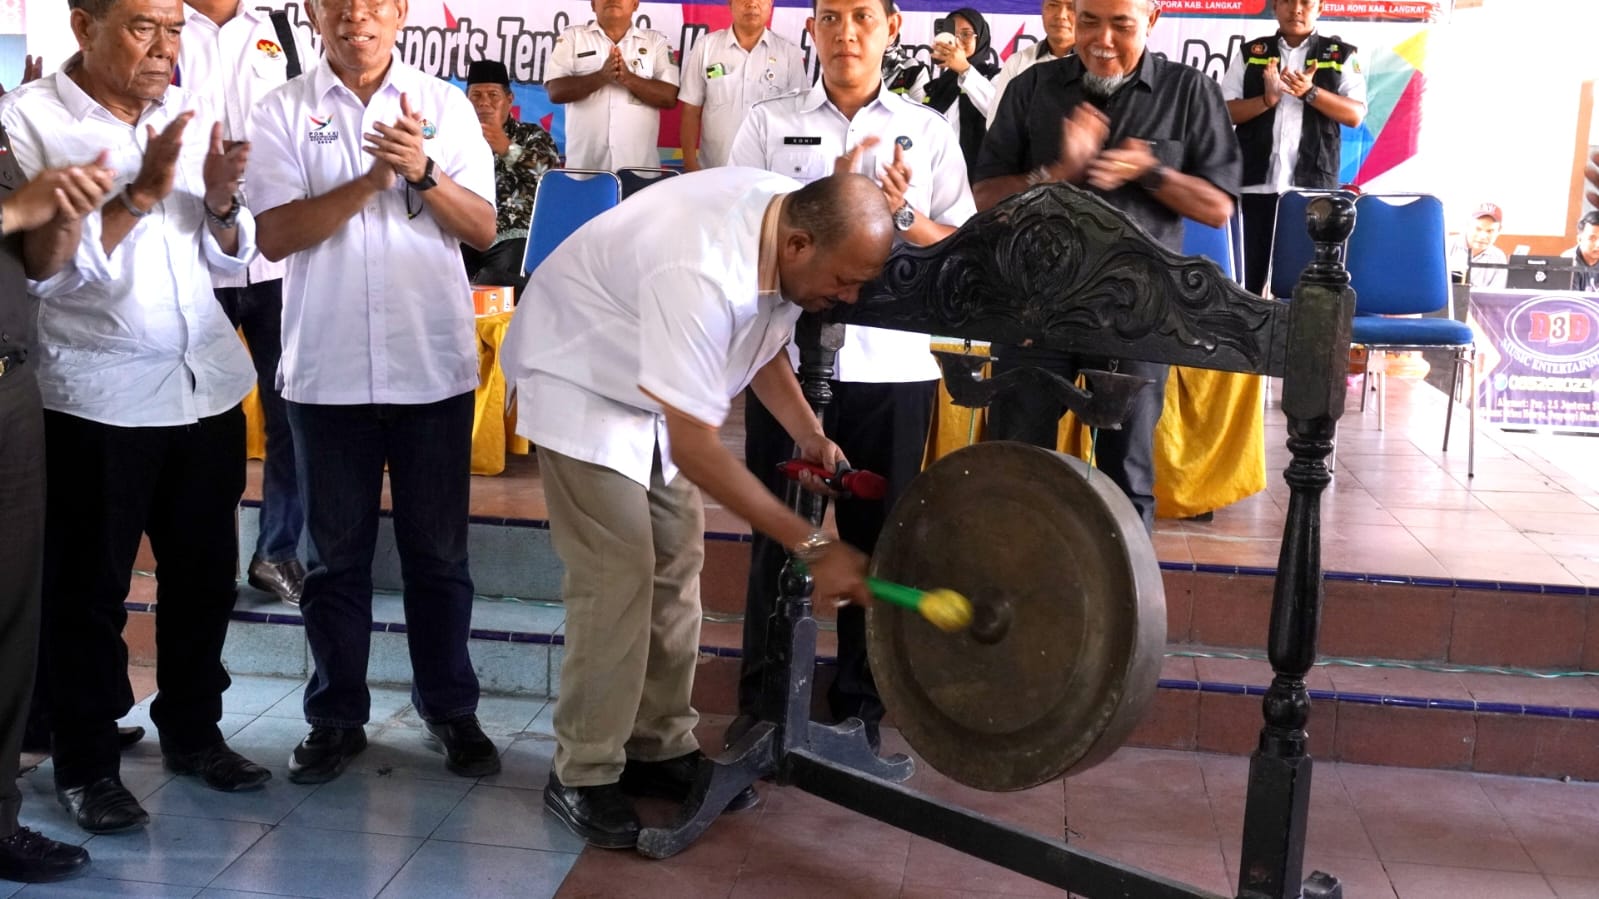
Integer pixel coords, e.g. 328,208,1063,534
865,577,973,633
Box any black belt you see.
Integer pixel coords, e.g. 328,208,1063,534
0,349,25,380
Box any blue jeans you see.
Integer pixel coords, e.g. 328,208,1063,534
216,280,303,563
286,393,479,727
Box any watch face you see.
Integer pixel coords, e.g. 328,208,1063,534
893,203,915,231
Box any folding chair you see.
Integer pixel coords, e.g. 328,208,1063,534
521,168,622,278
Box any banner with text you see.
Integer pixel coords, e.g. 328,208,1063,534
1472,290,1599,433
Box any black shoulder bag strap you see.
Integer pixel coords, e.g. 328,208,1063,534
270,10,303,80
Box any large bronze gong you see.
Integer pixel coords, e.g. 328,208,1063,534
867,441,1166,792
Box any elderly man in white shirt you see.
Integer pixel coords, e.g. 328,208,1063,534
726,0,974,754
986,0,1074,126
678,0,809,172
249,0,499,786
178,0,316,607
546,0,680,170
501,170,893,849
0,0,268,835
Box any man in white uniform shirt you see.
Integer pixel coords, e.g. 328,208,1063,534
726,0,975,752
501,171,893,848
178,0,315,607
249,0,500,785
678,0,808,171
0,0,269,834
986,0,1073,126
546,0,680,170
1222,0,1365,295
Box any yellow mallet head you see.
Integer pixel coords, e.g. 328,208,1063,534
919,588,974,633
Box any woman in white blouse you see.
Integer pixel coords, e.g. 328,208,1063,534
913,7,1001,177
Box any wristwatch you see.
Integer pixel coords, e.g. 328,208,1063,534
1302,85,1321,106
892,200,915,232
205,193,242,229
791,528,837,563
407,157,438,191
1137,163,1168,193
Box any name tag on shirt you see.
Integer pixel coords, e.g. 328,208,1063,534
783,136,822,145
706,62,726,79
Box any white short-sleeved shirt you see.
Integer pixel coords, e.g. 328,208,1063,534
248,55,496,406
988,41,1067,127
908,67,995,141
678,27,809,169
500,167,802,487
178,1,316,288
546,23,680,170
1221,33,1367,194
728,82,976,383
0,69,257,427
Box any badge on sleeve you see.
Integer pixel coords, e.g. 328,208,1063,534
1249,42,1266,56
895,135,912,151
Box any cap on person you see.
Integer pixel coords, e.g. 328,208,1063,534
467,60,511,87
1472,202,1503,224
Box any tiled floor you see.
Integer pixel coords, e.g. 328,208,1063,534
13,673,1599,898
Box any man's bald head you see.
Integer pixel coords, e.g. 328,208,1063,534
777,173,897,314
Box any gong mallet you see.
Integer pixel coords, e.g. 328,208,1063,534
864,577,973,633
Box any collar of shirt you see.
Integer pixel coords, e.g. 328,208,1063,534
758,195,781,297
797,78,896,117
1054,51,1157,95
55,56,171,124
1276,31,1319,52
181,1,266,32
581,21,648,45
1034,41,1066,62
309,51,424,105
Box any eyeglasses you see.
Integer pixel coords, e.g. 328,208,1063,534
954,29,976,39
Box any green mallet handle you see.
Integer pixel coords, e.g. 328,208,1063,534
866,577,925,610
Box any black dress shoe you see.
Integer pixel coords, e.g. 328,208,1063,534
287,726,367,784
620,750,760,812
118,726,146,751
55,778,149,834
163,743,272,792
543,773,640,849
0,827,90,884
248,556,306,606
422,715,501,777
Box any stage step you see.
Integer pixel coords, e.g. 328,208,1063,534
115,499,1599,782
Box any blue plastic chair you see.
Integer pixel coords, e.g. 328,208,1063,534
1267,189,1342,300
1345,192,1476,476
618,166,679,200
521,168,622,278
1182,216,1238,283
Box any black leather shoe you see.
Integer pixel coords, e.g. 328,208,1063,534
164,743,272,792
620,750,760,812
55,778,149,834
248,556,306,606
422,715,501,777
117,726,145,751
0,827,90,884
543,773,640,849
287,726,366,784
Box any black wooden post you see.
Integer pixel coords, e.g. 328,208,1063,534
1236,194,1356,899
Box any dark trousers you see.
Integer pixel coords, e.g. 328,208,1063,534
43,406,245,788
986,348,1166,535
216,279,302,563
1241,192,1280,297
286,392,479,727
0,377,44,835
736,379,937,725
462,238,529,296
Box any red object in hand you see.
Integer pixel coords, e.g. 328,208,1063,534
776,460,888,500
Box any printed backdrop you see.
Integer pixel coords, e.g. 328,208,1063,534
1473,289,1599,433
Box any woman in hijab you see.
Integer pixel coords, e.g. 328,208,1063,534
917,7,1002,176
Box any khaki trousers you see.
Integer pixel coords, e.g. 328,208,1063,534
540,447,705,786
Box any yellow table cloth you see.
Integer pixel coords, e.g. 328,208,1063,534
242,311,529,476
924,345,1267,519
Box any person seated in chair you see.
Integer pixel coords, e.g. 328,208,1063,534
1446,202,1506,290
462,60,558,295
1565,210,1599,294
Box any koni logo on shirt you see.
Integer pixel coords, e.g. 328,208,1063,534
307,114,339,144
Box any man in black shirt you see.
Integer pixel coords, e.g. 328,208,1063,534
0,124,115,884
971,0,1240,532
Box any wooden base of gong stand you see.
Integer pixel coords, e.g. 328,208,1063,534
641,186,1360,899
